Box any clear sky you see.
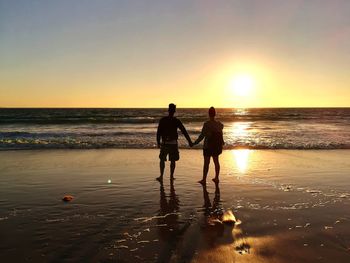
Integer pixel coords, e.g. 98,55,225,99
1,0,349,108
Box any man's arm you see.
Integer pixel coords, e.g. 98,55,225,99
177,119,192,146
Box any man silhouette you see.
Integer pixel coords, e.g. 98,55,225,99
156,103,192,181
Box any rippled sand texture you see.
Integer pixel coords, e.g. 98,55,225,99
0,149,350,262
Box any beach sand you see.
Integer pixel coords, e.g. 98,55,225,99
0,149,350,262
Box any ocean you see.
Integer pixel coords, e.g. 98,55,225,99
0,108,349,150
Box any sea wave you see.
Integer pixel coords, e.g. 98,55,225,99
1,108,349,150
1,115,349,124
0,130,157,138
1,108,349,124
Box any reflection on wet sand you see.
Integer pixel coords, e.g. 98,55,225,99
201,182,223,227
156,180,190,262
189,183,250,263
154,181,251,263
227,121,253,174
232,149,251,174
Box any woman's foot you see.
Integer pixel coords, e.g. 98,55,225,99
198,179,206,185
156,176,163,182
212,177,219,183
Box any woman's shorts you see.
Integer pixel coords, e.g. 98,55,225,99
203,148,222,157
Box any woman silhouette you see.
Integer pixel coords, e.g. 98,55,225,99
194,107,224,184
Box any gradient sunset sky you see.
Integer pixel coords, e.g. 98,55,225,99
1,0,349,108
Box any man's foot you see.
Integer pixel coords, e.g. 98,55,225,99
156,176,163,182
198,179,206,185
212,178,219,183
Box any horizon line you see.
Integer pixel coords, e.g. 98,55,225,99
1,106,349,109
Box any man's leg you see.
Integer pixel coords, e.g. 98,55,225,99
169,145,179,180
212,156,220,182
157,160,165,181
170,161,176,179
160,160,165,177
157,145,167,181
199,156,210,184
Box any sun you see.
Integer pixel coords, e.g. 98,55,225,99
230,74,254,97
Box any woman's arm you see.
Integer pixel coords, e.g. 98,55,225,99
194,124,206,145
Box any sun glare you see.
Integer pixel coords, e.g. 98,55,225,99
232,149,251,174
230,74,254,97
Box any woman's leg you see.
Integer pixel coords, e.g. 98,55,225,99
212,156,220,182
199,156,211,184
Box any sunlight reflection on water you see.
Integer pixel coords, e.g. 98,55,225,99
230,122,251,137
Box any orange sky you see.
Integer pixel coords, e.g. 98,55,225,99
1,1,349,107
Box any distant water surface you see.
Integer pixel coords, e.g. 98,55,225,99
0,108,349,150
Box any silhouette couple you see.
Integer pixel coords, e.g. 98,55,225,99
156,103,224,184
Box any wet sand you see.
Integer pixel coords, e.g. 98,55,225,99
0,149,350,262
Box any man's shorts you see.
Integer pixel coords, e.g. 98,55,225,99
203,147,222,157
159,144,179,161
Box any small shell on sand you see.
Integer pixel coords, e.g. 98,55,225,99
222,210,237,225
62,195,74,202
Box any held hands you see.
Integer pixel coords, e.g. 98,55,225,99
189,140,199,147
